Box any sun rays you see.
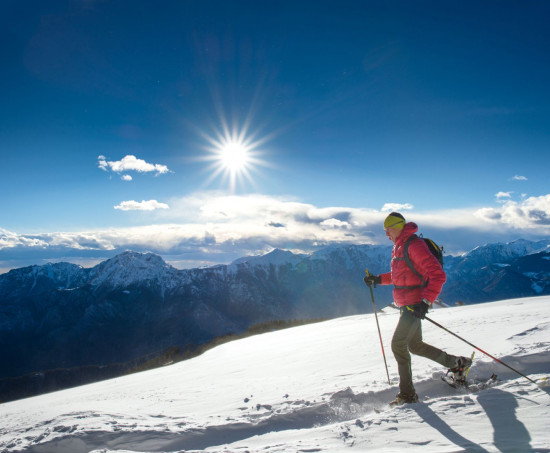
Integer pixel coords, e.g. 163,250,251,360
198,115,274,192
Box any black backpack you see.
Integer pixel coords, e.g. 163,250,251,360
403,234,444,284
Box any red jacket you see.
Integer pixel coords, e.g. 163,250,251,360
379,222,446,307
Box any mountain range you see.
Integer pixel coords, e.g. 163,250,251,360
1,238,549,401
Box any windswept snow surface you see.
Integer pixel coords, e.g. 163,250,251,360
1,296,550,453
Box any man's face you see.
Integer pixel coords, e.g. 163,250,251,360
385,226,402,243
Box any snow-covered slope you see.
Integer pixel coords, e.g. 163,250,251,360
1,296,549,453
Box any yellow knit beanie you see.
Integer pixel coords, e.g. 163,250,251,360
383,212,406,229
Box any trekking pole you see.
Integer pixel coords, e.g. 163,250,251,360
406,307,538,385
365,270,391,386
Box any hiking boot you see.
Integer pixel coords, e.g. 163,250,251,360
389,392,419,406
450,356,473,381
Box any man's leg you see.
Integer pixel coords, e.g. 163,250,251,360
407,316,457,369
391,308,420,395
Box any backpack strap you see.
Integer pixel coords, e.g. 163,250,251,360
404,235,424,280
394,235,427,290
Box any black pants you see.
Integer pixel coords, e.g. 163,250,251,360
391,306,457,395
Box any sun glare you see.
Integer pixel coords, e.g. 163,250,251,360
220,141,249,172
199,119,273,192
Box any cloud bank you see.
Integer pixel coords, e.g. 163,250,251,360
2,192,550,272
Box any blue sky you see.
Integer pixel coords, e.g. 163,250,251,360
1,0,549,272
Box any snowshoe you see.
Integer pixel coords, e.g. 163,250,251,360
449,354,474,384
389,392,418,407
442,372,498,391
441,372,468,388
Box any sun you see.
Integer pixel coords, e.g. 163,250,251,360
219,140,249,172
199,120,272,192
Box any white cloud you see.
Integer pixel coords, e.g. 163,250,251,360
98,155,170,176
381,203,413,212
511,175,528,181
474,207,502,222
475,194,550,228
0,228,50,248
121,175,133,181
114,200,170,211
320,219,350,229
98,155,108,172
495,191,512,202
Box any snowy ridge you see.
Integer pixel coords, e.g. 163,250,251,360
1,296,549,453
88,251,180,291
453,238,550,269
230,248,307,268
31,262,85,289
0,262,87,299
310,244,391,270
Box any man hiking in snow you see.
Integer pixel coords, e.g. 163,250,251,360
364,212,472,406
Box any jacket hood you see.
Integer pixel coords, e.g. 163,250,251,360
396,222,418,245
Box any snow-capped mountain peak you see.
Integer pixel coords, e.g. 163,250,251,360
88,250,177,289
230,248,306,267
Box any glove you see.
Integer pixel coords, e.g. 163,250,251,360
363,274,381,288
412,299,431,319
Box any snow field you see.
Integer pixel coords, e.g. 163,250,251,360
0,296,549,452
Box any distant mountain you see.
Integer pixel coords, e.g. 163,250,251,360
1,239,549,401
441,239,550,303
0,246,391,381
